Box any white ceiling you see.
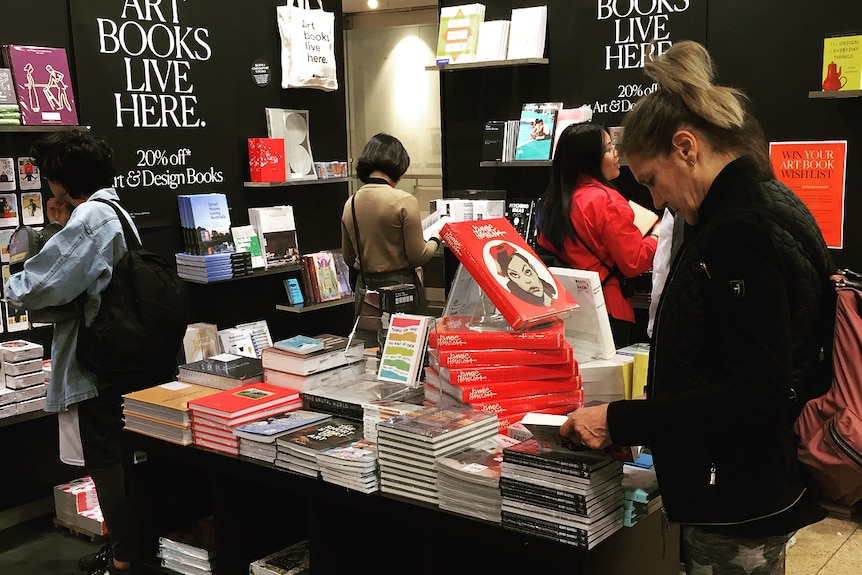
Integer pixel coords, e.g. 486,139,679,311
341,0,435,14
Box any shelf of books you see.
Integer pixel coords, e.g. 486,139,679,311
243,176,350,188
180,263,302,284
425,57,549,72
808,89,862,99
275,296,353,314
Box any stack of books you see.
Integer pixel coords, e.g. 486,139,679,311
621,456,661,527
435,433,521,522
498,414,625,550
376,406,498,505
578,355,634,404
158,516,216,575
0,339,46,416
233,409,332,464
300,375,422,422
362,399,424,443
122,381,221,446
423,315,583,432
187,382,302,455
273,417,363,478
53,476,106,538
250,539,310,575
177,192,235,256
262,333,364,392
175,251,253,282
177,353,264,391
315,437,380,493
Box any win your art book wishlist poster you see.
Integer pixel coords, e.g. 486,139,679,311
440,217,580,330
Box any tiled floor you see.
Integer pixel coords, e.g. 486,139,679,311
0,510,859,574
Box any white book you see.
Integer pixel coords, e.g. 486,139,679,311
475,20,510,62
550,267,616,362
217,327,257,358
248,205,300,267
507,5,548,60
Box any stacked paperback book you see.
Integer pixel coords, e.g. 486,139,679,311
273,417,363,478
262,333,364,392
233,409,332,464
0,339,46,418
376,406,498,505
499,413,625,549
187,382,302,455
249,539,310,575
158,516,216,575
435,433,521,522
122,381,220,446
316,437,380,493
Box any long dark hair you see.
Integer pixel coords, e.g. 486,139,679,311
537,123,613,252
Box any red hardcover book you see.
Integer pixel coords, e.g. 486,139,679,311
5,44,79,126
439,218,580,330
425,367,583,403
429,341,573,369
187,382,300,421
468,389,585,417
428,315,566,350
440,361,578,386
248,138,286,182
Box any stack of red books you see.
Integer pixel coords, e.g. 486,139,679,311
423,315,583,432
186,382,302,455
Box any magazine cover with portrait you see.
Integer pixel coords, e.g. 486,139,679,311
440,217,579,330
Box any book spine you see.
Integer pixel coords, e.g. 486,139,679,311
502,451,593,478
443,362,578,385
299,394,363,421
500,477,589,510
500,512,591,545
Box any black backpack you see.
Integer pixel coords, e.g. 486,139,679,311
76,199,191,389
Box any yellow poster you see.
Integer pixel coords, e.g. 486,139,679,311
769,140,847,249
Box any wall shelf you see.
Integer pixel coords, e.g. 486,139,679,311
276,297,353,314
180,264,302,284
480,160,551,167
808,90,862,99
0,125,90,132
426,57,548,71
244,177,349,188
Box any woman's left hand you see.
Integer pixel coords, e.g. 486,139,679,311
559,403,613,449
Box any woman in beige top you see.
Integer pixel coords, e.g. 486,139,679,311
341,133,441,343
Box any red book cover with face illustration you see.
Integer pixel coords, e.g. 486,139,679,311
440,218,580,330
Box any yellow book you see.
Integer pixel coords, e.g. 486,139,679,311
122,381,221,426
822,34,862,91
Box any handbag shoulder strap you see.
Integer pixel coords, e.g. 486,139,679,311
350,194,368,285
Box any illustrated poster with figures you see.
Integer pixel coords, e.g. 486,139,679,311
0,158,14,191
17,157,41,190
0,193,19,228
21,192,43,226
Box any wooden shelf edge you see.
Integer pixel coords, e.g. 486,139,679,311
426,57,549,71
808,90,862,99
244,177,350,187
276,297,353,313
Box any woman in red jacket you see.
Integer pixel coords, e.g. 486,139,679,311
536,122,659,346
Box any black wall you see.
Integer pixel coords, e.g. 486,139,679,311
440,0,862,271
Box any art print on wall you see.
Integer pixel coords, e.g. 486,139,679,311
21,192,43,226
0,193,19,228
17,157,40,190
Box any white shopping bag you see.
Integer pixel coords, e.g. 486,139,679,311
276,0,338,91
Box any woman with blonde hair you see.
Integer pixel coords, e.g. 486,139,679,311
560,41,834,574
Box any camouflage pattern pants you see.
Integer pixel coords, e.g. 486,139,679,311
682,525,793,575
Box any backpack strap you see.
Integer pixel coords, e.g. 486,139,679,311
92,197,141,250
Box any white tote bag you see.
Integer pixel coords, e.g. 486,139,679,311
276,0,338,91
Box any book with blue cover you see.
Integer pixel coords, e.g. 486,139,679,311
514,102,563,161
179,193,235,255
233,409,332,443
275,335,324,355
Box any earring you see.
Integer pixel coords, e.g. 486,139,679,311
688,159,695,167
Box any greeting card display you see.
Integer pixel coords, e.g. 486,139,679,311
439,217,580,330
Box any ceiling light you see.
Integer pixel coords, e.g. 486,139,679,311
367,0,379,9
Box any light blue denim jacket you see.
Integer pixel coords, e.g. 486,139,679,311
5,189,139,412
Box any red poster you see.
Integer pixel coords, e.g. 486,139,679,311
769,140,846,249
